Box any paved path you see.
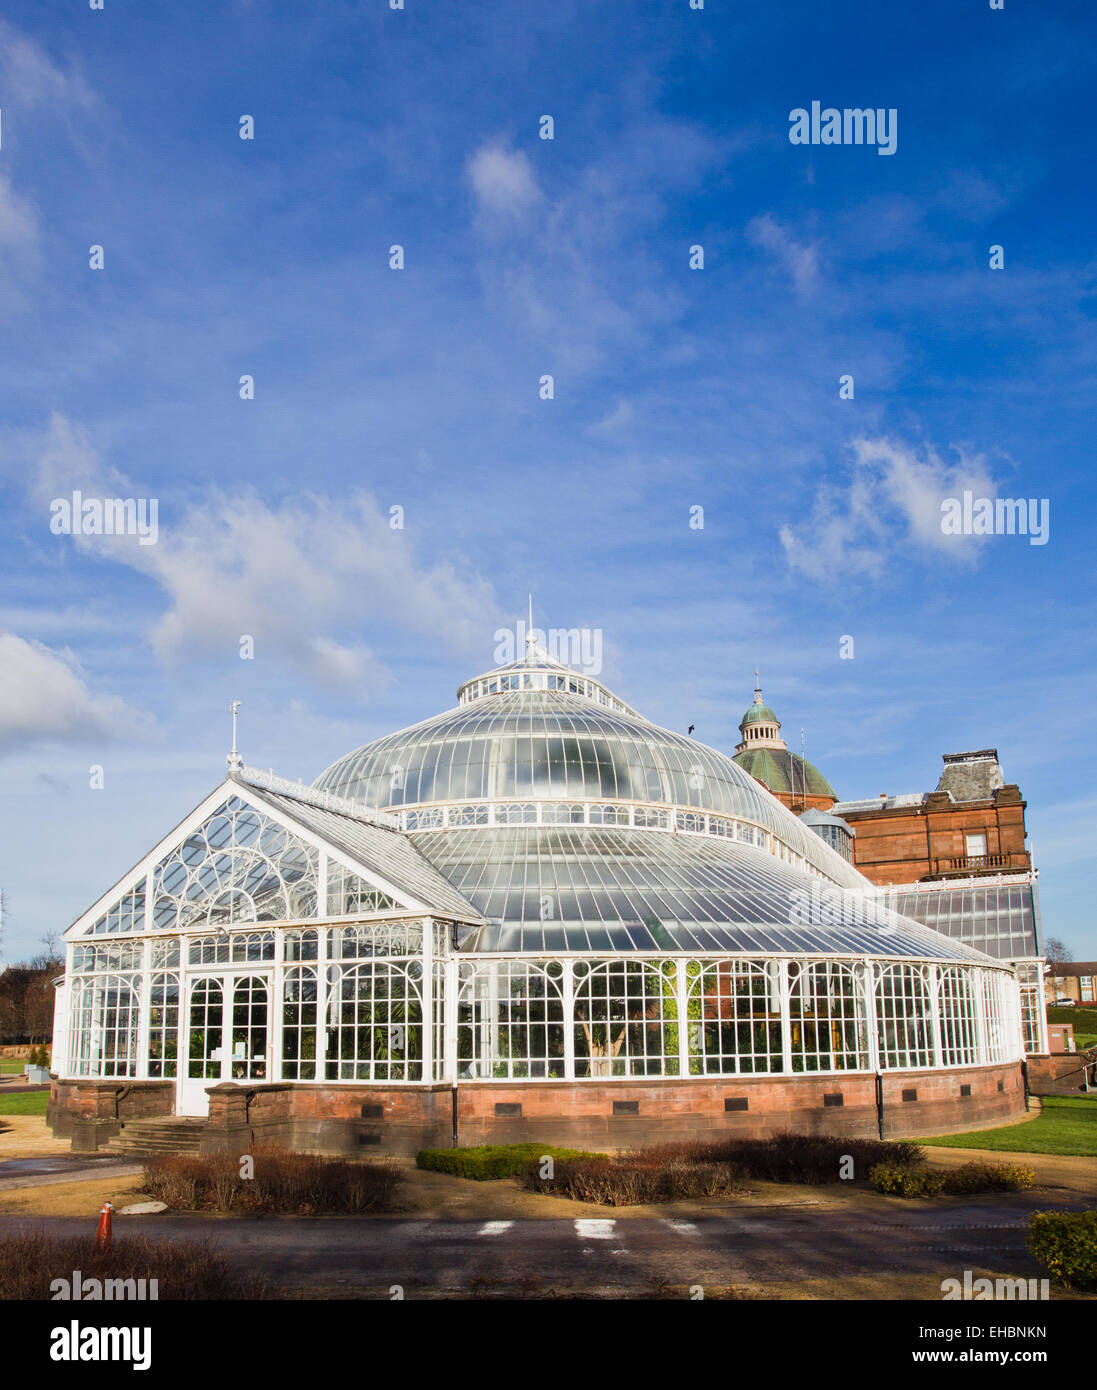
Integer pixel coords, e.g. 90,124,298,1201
1,1197,1083,1295
0,1156,142,1191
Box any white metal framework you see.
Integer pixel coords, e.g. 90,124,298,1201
55,654,1030,1113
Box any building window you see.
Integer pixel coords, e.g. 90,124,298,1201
147,973,179,1078
939,967,979,1066
325,961,423,1081
965,832,987,858
70,975,140,1078
876,964,933,1069
457,961,565,1080
789,962,868,1072
687,961,781,1074
573,961,678,1078
982,972,1007,1064
150,798,319,930
282,967,318,1080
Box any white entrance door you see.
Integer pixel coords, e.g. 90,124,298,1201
177,973,272,1117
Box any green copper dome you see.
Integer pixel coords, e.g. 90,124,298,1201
733,747,837,800
740,702,779,727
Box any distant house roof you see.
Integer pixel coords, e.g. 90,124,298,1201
1047,962,1097,977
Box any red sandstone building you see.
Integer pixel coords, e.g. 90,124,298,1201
734,691,1048,1056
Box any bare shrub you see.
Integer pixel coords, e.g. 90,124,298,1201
142,1149,402,1215
0,1232,266,1301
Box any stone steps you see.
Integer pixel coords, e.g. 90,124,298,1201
107,1118,209,1156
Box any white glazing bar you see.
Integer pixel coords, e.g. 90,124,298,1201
271,953,285,1084
315,924,329,1083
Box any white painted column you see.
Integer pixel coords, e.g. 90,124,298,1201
421,918,433,1083
562,958,576,1082
136,938,152,1080
315,923,329,1082
779,959,793,1074
928,965,944,1068
863,960,881,1073
676,958,689,1078
270,936,285,1084
972,967,988,1065
443,955,459,1084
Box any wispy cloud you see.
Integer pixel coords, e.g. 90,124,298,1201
780,435,1003,581
13,414,499,693
467,142,542,220
747,214,820,295
0,19,96,111
0,634,149,753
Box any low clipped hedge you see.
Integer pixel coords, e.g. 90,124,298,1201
416,1144,605,1180
869,1159,1034,1198
870,1163,946,1197
942,1160,1034,1194
1029,1210,1097,1290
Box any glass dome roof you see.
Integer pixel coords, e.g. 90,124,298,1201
315,661,864,888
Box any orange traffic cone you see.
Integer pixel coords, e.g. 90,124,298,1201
94,1201,113,1255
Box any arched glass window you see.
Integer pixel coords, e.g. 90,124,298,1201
789,961,867,1071
150,798,319,930
573,961,678,1078
687,961,781,1074
939,967,978,1066
325,961,423,1081
147,973,179,1078
70,975,140,1078
282,967,318,1079
982,971,1006,1064
457,961,565,1080
876,964,933,1069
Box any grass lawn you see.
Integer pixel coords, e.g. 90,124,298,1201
1046,1006,1097,1052
0,1092,49,1117
923,1096,1097,1157
0,1060,28,1075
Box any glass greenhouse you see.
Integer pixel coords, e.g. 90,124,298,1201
51,643,1028,1148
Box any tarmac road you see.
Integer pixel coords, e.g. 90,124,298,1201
0,1197,1082,1297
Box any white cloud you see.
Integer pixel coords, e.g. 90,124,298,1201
747,213,820,295
0,634,149,753
467,143,542,219
0,20,96,110
780,435,1003,581
0,176,37,251
14,415,499,693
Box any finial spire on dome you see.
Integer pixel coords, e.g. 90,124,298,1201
754,668,763,704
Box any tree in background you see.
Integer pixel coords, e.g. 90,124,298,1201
1045,938,1074,965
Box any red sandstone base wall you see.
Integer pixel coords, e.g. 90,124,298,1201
47,1061,1026,1154
48,1078,175,1151
456,1062,1025,1149
1026,1052,1096,1097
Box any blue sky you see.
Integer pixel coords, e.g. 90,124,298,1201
1,0,1094,961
